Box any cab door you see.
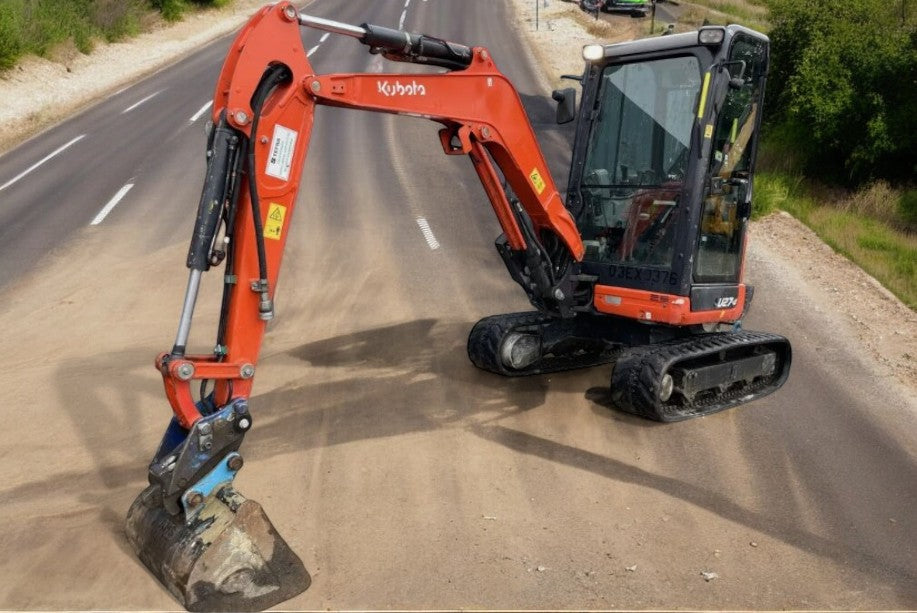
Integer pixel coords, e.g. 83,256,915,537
692,33,768,310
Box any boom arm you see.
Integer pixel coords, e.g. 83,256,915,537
159,2,584,429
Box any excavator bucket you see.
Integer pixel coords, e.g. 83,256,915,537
126,484,310,612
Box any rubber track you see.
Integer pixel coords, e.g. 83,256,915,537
467,312,618,377
610,330,791,422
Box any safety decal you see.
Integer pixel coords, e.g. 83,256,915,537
697,71,711,118
529,167,546,195
264,203,287,241
704,124,714,139
265,124,297,181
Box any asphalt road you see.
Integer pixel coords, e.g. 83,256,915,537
0,0,914,609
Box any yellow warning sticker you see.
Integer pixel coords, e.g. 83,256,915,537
704,124,714,139
263,203,286,241
529,168,546,195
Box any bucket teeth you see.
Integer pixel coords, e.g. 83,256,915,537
126,485,310,612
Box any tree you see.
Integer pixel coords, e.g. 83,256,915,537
766,0,916,184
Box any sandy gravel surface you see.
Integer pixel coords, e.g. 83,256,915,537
0,2,914,610
752,212,916,389
0,0,910,500
0,0,912,475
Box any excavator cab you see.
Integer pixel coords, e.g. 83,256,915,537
568,25,768,320
473,25,789,420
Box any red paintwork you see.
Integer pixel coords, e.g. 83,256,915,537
593,283,746,325
158,2,584,427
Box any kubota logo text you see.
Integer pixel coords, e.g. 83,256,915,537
377,80,427,97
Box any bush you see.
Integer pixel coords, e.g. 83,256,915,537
900,190,917,229
92,0,144,42
149,0,230,22
150,0,187,21
0,1,25,70
840,181,899,226
765,0,917,186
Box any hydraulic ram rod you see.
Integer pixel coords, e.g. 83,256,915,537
296,13,366,38
295,9,473,70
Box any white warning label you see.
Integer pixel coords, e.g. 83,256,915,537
265,124,297,181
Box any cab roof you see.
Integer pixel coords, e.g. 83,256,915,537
591,25,768,61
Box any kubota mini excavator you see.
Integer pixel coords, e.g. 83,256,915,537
126,4,791,610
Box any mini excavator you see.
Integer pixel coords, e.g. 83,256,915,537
126,4,791,610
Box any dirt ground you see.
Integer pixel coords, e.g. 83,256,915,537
0,1,914,610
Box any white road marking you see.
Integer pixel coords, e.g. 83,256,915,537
415,217,440,250
0,134,86,193
307,44,320,57
91,182,134,225
405,0,411,7
122,90,162,114
189,100,213,123
399,9,407,28
320,32,330,42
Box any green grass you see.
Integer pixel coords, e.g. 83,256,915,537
678,0,770,31
0,0,232,70
0,0,147,67
753,170,917,309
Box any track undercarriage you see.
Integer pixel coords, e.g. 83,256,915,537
468,311,791,422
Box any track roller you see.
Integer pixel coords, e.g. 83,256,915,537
468,311,620,376
610,330,792,422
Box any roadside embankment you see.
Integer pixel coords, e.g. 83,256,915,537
0,0,275,154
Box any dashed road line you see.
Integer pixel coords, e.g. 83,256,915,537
0,134,86,193
416,217,441,250
320,32,330,42
399,9,407,28
190,100,213,123
91,182,135,225
307,45,320,57
122,90,162,114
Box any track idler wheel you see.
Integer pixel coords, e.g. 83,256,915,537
126,485,310,612
610,330,792,422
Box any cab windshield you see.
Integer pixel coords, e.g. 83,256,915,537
578,55,702,268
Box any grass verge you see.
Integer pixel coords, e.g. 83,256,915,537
0,0,233,71
675,0,769,31
754,170,917,309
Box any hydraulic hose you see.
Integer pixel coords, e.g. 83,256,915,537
246,64,293,320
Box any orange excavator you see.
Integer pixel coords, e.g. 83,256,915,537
126,4,791,610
